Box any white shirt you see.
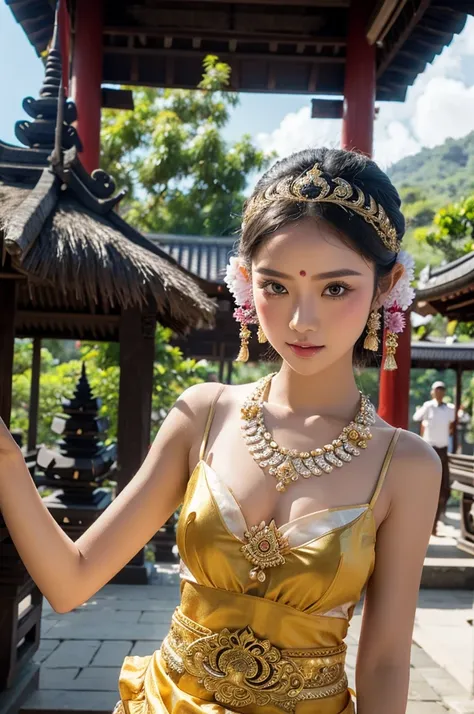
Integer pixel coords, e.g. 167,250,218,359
412,399,455,448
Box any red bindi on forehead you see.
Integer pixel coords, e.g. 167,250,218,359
299,270,306,277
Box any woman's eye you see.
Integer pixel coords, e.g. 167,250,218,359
262,281,287,296
324,284,350,298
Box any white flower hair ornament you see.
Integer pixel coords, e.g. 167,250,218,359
225,250,416,368
224,257,258,361
379,250,415,371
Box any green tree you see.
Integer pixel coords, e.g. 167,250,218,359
11,328,213,446
100,55,273,236
395,186,444,272
424,196,474,262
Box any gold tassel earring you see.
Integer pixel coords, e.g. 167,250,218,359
383,331,398,371
257,324,268,344
236,324,251,362
363,310,381,351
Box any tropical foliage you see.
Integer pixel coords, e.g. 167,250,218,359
100,55,272,237
11,330,213,447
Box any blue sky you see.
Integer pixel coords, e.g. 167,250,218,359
2,1,474,171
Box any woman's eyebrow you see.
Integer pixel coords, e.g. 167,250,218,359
255,267,363,280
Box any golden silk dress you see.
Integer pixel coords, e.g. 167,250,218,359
116,394,401,714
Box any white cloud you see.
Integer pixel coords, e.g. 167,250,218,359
255,106,340,157
254,106,421,170
412,77,474,147
373,120,421,168
451,15,474,56
255,15,474,167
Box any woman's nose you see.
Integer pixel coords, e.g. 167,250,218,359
289,303,320,333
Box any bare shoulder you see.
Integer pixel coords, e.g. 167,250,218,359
388,427,442,504
178,380,225,413
181,379,258,466
177,379,256,435
178,379,253,413
393,428,442,470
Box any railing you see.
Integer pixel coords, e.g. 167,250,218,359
0,514,42,714
448,453,474,555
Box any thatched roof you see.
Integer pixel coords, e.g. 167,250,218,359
0,177,215,333
0,10,215,336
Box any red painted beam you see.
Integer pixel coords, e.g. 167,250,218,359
71,0,104,173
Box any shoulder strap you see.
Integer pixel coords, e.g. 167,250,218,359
369,427,401,509
199,385,226,462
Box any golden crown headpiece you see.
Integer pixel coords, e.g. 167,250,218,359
243,162,400,253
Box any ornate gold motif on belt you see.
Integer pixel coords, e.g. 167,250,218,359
161,608,348,713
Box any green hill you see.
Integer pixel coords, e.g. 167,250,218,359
387,131,474,204
385,132,474,270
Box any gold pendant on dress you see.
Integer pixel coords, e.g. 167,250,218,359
241,520,289,581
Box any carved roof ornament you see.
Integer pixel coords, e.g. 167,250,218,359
15,9,82,155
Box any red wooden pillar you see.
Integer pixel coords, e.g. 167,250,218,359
341,0,375,156
70,0,103,173
377,315,411,428
341,0,410,428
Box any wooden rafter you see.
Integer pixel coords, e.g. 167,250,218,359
366,0,400,45
104,26,347,49
7,0,474,102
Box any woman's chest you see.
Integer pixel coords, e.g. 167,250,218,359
176,462,376,613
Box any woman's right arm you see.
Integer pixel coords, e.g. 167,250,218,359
0,382,218,614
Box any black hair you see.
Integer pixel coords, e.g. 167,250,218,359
238,147,405,366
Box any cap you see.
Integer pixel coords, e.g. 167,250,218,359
431,380,446,390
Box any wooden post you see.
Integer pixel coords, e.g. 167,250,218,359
115,307,156,584
70,0,103,172
59,0,71,95
377,318,411,429
340,0,411,428
341,0,375,156
218,343,226,382
0,281,17,428
453,364,462,454
27,338,41,453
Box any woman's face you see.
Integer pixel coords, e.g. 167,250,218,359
251,217,376,376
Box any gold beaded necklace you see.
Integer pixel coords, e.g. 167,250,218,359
240,372,376,493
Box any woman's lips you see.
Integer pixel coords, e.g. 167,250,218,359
287,343,325,358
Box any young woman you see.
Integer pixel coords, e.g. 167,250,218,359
0,147,441,714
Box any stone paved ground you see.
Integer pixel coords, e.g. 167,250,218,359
415,510,473,697
412,588,473,697
28,563,473,714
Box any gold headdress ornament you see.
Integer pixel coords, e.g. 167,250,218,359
243,162,401,253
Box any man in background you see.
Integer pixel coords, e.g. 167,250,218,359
413,381,455,536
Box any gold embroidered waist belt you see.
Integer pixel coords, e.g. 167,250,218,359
161,606,348,713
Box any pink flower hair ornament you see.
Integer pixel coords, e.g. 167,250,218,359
380,250,415,370
224,257,257,324
224,250,416,368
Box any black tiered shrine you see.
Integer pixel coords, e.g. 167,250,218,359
36,365,116,541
